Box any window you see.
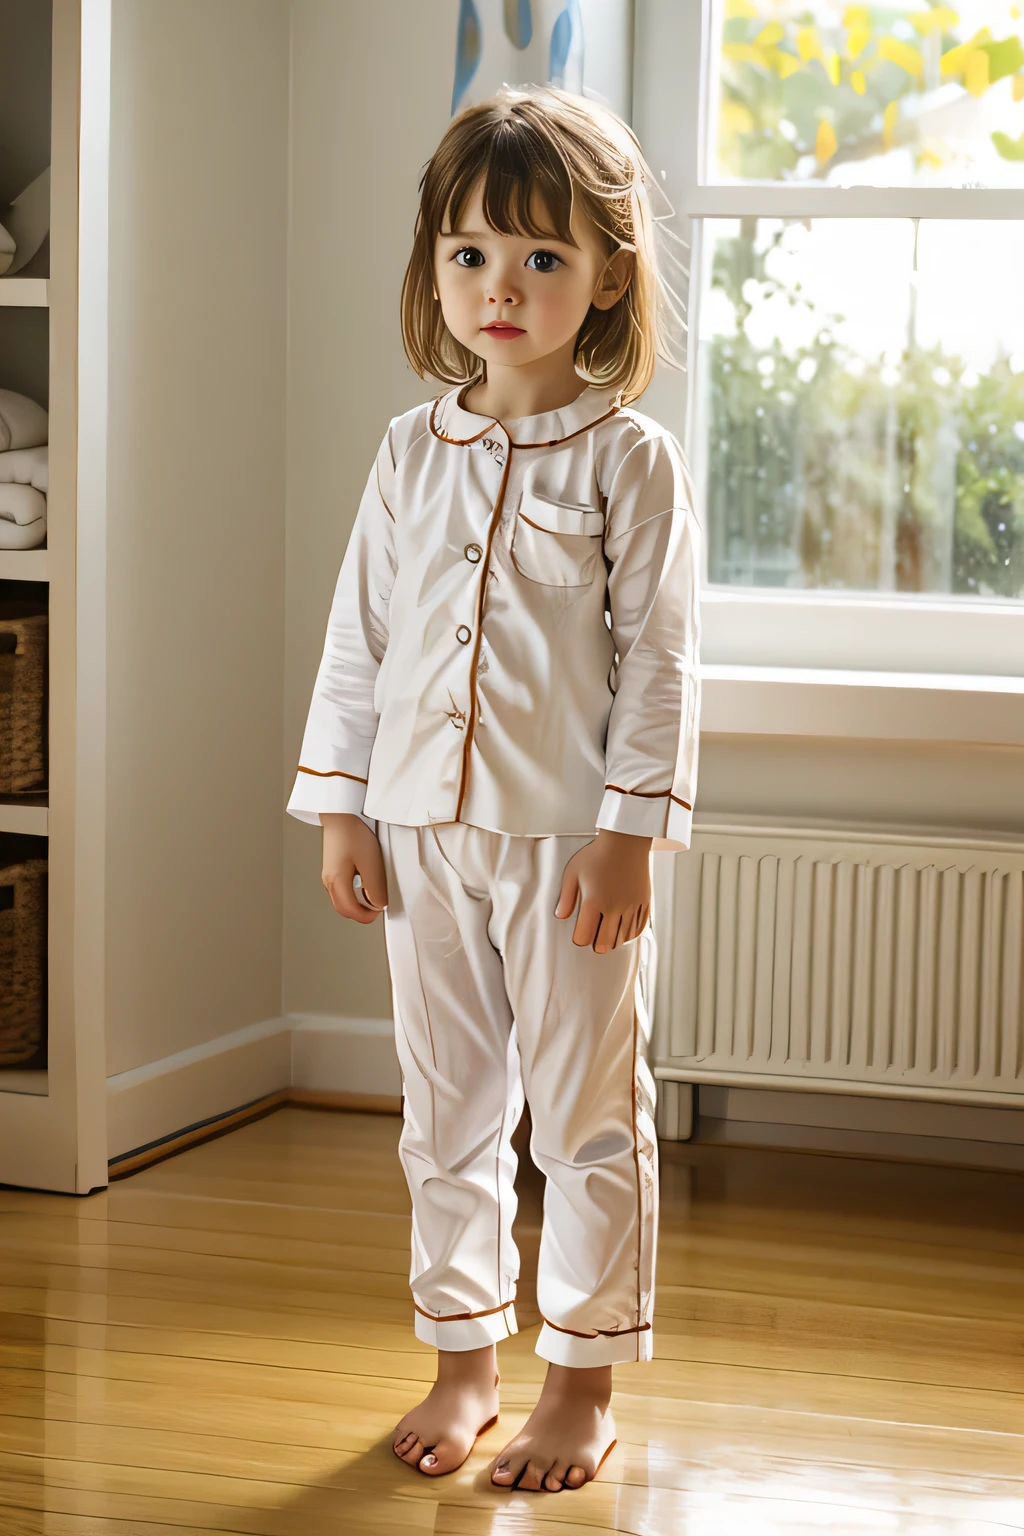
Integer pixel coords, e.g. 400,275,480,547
712,0,1024,188
677,1,1024,672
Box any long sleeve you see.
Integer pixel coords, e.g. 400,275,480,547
596,431,701,851
287,429,398,827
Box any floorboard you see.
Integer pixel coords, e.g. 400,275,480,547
1,1106,1022,1534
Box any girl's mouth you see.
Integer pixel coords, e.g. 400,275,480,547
481,323,526,338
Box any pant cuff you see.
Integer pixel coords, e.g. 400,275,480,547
413,1303,518,1352
536,1321,653,1368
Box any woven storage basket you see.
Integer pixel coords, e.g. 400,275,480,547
0,601,47,793
0,858,47,1067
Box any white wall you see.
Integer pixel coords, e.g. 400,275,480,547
105,0,290,1075
283,0,458,1021
283,0,1024,1044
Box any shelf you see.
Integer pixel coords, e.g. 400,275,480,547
0,799,47,836
0,549,47,582
0,279,49,308
0,1069,47,1096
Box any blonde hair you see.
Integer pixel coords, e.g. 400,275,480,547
401,85,681,406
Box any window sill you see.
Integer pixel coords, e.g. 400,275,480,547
702,665,1024,747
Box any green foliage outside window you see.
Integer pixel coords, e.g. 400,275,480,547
718,1,1024,181
706,226,1024,598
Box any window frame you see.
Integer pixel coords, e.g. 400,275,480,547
669,0,1024,680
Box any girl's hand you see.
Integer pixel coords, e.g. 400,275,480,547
321,812,388,923
555,830,652,953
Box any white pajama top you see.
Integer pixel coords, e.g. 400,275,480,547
287,384,701,848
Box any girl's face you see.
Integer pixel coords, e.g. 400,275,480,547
433,178,632,378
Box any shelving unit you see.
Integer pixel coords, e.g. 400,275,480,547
0,278,48,306
0,0,107,1192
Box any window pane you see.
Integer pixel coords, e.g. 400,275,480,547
697,218,1024,599
713,2,1024,186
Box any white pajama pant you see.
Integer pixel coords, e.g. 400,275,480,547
378,822,658,1369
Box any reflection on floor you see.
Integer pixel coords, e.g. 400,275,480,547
1,1105,1022,1534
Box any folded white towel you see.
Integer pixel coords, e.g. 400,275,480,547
0,445,47,494
0,483,46,548
0,390,47,453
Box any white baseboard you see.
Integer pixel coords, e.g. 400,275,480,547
106,1017,292,1160
106,1013,400,1161
290,1013,402,1097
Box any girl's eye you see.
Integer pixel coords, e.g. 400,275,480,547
525,250,562,273
453,247,485,267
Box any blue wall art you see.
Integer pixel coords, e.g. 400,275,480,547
452,0,632,121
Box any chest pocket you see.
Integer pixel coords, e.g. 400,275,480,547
511,489,605,588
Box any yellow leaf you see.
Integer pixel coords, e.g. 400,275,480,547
847,20,871,58
797,25,822,61
965,47,990,94
1014,72,1024,100
844,5,869,25
940,40,972,75
940,27,992,75
722,42,763,64
721,100,755,134
916,148,945,167
911,6,960,35
878,37,924,76
724,0,757,16
816,119,838,162
851,68,867,93
883,98,898,149
754,21,784,46
769,48,802,79
825,50,841,84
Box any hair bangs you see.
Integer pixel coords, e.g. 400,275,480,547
437,117,576,247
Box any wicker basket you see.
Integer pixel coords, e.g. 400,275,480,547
0,858,47,1067
0,601,47,794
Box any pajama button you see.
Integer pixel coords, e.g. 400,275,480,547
464,543,483,563
456,625,472,644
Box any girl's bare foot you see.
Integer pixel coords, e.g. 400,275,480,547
393,1343,500,1476
491,1363,615,1492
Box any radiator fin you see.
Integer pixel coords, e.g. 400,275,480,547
670,843,1024,1095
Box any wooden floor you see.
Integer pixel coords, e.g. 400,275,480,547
1,1107,1023,1535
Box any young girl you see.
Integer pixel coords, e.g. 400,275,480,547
288,86,700,1494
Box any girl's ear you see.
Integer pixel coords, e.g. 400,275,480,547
591,247,635,312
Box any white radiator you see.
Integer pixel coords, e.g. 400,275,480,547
651,824,1024,1131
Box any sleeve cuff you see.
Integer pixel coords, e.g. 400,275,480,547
286,767,372,828
596,787,693,851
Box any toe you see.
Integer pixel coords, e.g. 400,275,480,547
399,1436,425,1467
518,1459,549,1492
491,1451,525,1486
393,1430,415,1455
565,1465,588,1489
543,1460,569,1492
419,1438,462,1476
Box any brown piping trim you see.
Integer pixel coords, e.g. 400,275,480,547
428,392,494,447
518,511,601,536
454,447,513,822
414,1298,514,1323
495,1100,507,1336
604,783,693,812
428,390,621,450
296,766,368,783
508,404,620,449
541,1316,652,1340
630,1001,644,1360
